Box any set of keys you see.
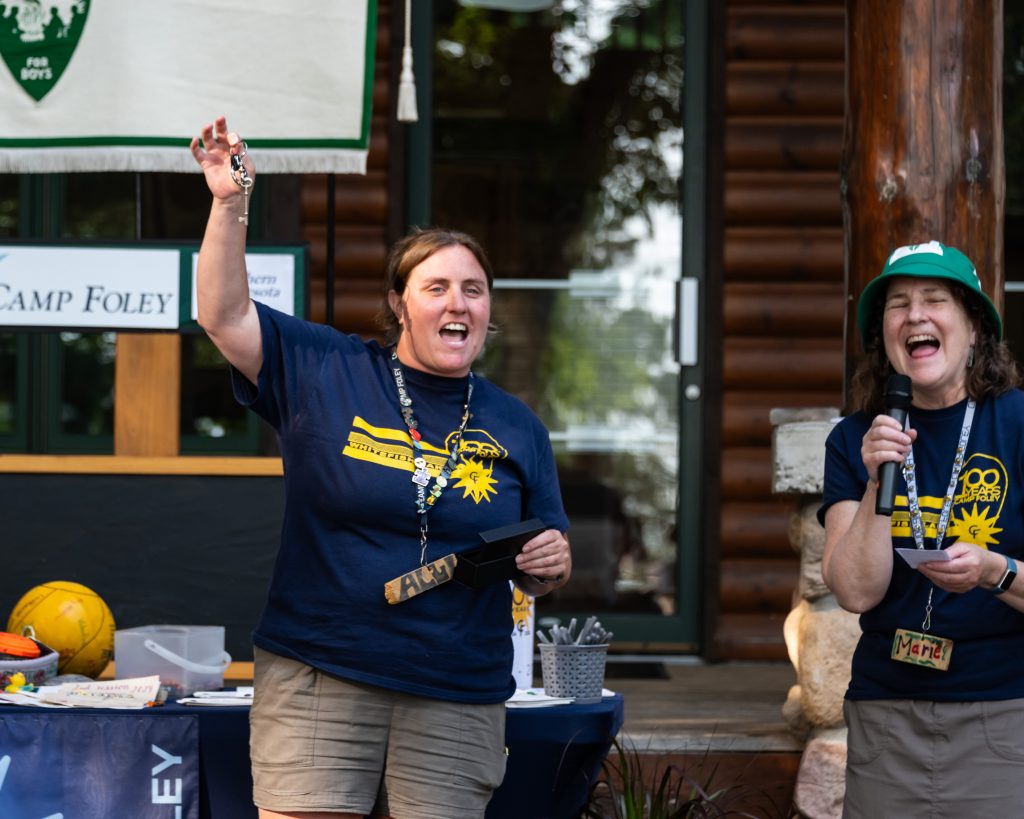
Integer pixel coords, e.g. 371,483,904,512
229,143,253,226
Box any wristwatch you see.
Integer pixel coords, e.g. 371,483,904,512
991,556,1018,595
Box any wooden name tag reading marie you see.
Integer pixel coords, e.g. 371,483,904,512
891,627,953,671
384,554,458,605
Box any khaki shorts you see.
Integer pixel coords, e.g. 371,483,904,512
844,698,1024,817
249,647,508,819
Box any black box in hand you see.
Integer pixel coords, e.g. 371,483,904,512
453,518,546,589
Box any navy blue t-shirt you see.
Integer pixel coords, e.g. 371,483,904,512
233,302,569,703
820,390,1024,701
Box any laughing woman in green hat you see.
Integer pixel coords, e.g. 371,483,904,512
819,241,1024,816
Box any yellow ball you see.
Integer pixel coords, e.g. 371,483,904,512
6,581,115,678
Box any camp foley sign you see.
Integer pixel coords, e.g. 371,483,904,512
0,246,181,329
0,244,304,330
0,0,377,174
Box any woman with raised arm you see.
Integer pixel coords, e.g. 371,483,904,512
191,117,572,819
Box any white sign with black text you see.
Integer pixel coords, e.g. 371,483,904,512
190,252,297,320
0,246,180,329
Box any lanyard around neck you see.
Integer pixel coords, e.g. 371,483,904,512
903,399,976,551
388,348,474,564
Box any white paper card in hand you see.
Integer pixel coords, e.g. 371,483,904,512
896,548,951,568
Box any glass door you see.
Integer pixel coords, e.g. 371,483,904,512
1004,7,1024,363
414,0,701,647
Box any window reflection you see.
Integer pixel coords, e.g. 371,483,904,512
435,0,683,617
58,331,115,439
180,334,260,452
1003,8,1024,367
0,175,16,236
0,334,17,435
1005,290,1024,365
64,174,135,239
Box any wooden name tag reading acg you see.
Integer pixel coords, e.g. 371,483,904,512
384,554,458,605
383,519,546,604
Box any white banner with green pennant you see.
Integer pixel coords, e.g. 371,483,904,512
0,0,377,174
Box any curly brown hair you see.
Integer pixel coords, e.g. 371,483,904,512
376,227,495,346
849,280,1020,415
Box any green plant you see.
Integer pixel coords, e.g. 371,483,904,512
578,738,794,819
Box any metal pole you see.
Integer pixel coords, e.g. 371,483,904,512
135,172,142,240
325,173,336,327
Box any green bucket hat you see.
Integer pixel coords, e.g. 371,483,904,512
856,240,1003,343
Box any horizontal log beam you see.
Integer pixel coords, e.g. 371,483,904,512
304,227,388,276
720,446,774,500
726,116,842,170
719,500,795,559
724,226,843,281
724,282,844,336
302,172,389,224
722,390,840,447
727,7,844,61
720,558,799,612
712,613,789,661
723,339,844,390
727,63,843,116
725,171,841,226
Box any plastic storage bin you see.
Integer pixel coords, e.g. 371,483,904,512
114,625,231,697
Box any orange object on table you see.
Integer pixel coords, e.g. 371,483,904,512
0,631,41,659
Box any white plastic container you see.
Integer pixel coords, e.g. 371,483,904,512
114,625,231,697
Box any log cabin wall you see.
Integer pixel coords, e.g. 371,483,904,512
714,0,846,658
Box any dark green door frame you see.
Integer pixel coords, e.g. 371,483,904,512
403,1,708,650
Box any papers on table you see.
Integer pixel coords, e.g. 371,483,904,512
505,687,617,707
0,690,67,707
0,681,255,709
177,687,254,706
0,676,162,709
506,689,574,708
4,680,619,710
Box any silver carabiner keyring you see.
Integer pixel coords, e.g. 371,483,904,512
230,143,252,190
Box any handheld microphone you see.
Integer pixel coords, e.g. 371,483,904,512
875,373,913,516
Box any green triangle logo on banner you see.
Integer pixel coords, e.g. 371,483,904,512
0,0,90,102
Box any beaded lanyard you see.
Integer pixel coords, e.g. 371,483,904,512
388,348,474,566
902,400,975,631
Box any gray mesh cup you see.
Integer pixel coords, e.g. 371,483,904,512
539,643,609,704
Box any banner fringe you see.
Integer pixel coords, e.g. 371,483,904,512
0,148,368,175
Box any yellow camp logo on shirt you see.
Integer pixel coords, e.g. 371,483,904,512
342,416,502,504
952,454,1006,547
451,457,499,503
889,452,1007,547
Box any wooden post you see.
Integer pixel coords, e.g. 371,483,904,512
114,334,181,456
841,0,1004,396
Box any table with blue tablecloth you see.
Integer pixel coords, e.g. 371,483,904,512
492,695,624,819
0,694,623,819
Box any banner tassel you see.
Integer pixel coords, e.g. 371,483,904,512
397,0,418,122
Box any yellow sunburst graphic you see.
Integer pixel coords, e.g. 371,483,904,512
452,456,499,503
955,503,1003,548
